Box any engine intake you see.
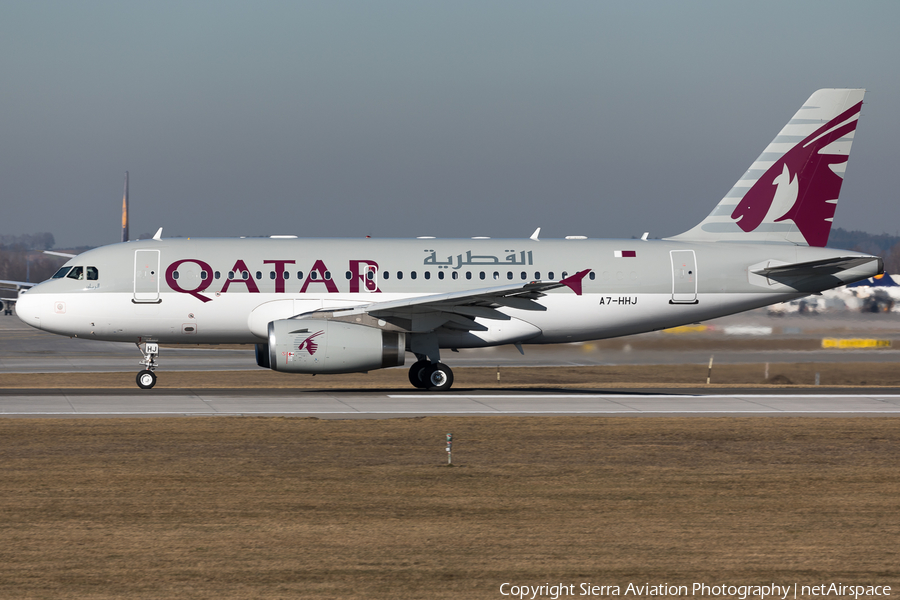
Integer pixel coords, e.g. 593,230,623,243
264,319,405,374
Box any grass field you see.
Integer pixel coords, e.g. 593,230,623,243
1,416,898,599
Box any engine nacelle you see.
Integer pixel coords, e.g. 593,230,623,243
264,319,405,374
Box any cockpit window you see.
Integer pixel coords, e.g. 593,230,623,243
52,267,72,279
66,266,84,280
86,266,99,281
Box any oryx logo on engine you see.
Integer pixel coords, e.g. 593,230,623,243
297,331,324,355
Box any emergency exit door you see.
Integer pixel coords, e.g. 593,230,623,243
670,250,698,304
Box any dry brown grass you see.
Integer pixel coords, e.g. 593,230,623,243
0,417,898,599
2,361,900,389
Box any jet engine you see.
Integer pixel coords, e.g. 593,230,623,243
260,319,405,374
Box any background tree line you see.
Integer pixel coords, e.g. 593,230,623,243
1,233,74,283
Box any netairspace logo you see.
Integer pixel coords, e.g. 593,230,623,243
498,582,892,600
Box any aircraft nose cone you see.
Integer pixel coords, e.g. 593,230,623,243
15,292,41,330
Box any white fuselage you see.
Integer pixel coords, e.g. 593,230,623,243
16,237,881,350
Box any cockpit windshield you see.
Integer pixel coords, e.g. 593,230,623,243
60,266,99,281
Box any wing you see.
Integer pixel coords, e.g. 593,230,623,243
0,279,35,289
0,279,35,307
299,269,591,333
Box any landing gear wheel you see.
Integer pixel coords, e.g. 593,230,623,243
136,369,157,390
408,360,431,389
424,363,453,392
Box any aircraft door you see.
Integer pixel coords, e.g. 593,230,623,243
134,249,161,303
670,250,698,304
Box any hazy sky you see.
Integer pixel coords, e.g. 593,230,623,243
1,1,898,248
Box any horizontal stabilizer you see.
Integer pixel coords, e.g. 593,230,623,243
752,256,880,278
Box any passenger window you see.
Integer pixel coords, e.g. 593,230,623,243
200,271,208,280
493,272,499,280
66,267,84,280
324,271,331,280
424,272,431,280
297,271,304,280
479,272,485,280
397,271,403,280
215,271,221,279
452,272,458,280
411,271,417,280
255,271,262,280
242,270,249,280
271,272,278,280
535,272,541,280
345,271,352,280
589,272,596,280
562,271,568,279
507,272,513,280
521,272,527,280
438,271,444,280
466,272,472,280
383,271,390,280
548,271,555,280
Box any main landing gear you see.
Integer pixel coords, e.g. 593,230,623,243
408,359,454,392
136,342,159,389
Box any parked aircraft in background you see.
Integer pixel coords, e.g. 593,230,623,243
15,89,882,390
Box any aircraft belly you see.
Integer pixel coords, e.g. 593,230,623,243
437,317,541,348
510,291,805,344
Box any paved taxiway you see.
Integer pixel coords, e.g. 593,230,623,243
3,311,900,373
4,309,900,418
3,388,900,418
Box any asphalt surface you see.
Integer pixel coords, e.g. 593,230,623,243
2,387,900,418
4,310,900,373
4,309,900,418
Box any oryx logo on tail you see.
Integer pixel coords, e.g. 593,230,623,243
731,100,863,247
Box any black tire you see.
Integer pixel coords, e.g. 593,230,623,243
136,369,157,390
408,360,431,389
425,363,453,392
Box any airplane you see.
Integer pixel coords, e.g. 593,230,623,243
15,89,882,390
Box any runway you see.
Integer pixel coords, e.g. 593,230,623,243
4,309,900,418
3,388,900,418
3,311,900,373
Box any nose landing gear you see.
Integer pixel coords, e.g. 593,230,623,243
136,342,159,389
137,369,157,389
